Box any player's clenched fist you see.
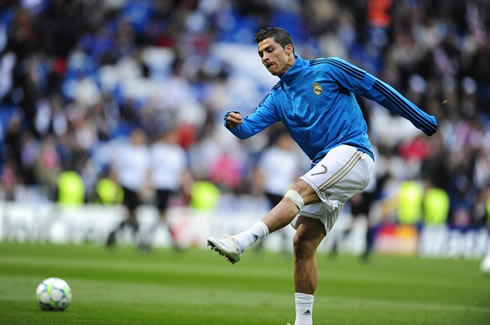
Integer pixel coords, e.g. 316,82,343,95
226,112,243,128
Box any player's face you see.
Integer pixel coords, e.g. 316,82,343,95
257,37,293,76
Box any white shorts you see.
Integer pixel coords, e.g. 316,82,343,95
291,145,374,234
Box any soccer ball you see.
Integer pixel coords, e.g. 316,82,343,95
481,254,490,274
36,277,72,311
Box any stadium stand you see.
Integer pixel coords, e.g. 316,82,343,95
0,0,488,253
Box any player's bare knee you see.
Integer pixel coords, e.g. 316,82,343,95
284,180,318,211
285,189,304,211
289,179,319,205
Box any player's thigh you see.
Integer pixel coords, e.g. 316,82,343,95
155,189,172,212
292,146,374,234
301,145,373,209
294,202,342,234
122,187,140,212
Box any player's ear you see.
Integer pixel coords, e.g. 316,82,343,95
285,44,294,55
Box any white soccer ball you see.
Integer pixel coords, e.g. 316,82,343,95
481,254,490,274
36,277,72,311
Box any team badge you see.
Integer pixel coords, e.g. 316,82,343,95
313,82,323,95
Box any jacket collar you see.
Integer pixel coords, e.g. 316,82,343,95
279,54,307,84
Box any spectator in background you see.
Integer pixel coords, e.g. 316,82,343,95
106,129,150,248
1,158,18,201
34,135,60,197
3,114,24,184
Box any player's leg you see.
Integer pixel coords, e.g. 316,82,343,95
210,146,364,258
208,145,373,263
106,187,137,247
293,216,326,325
125,190,140,241
140,189,179,250
266,191,299,258
208,178,319,263
158,190,180,250
354,191,375,261
362,223,377,261
289,146,372,324
262,179,319,231
294,216,325,293
254,193,284,253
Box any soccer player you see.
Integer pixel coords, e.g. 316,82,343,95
207,27,437,325
141,126,189,250
106,128,150,247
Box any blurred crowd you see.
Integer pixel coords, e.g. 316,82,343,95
0,0,489,229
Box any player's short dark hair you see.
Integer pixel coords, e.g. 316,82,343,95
254,27,293,50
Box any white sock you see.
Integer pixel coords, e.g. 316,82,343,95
234,221,269,253
295,293,314,325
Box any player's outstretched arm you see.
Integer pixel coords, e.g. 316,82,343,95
223,98,280,139
322,57,437,136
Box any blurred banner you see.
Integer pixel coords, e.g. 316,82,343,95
0,202,487,259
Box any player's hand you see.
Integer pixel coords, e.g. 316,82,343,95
226,112,243,128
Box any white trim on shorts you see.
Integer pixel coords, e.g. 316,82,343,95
291,145,374,234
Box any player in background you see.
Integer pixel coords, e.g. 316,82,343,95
207,27,437,325
106,128,151,247
254,130,301,256
139,126,190,250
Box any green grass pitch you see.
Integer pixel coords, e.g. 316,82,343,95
0,242,489,324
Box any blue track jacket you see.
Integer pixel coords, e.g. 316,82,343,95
225,55,437,165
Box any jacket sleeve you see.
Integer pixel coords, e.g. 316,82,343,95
323,57,438,136
224,93,280,139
